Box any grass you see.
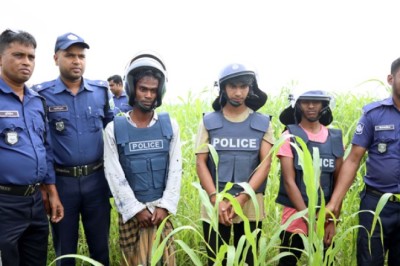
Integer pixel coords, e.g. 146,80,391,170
47,81,391,265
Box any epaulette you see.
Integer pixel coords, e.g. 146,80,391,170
362,100,385,114
87,79,109,89
31,80,56,92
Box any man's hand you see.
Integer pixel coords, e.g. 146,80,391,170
218,200,233,226
135,208,153,228
324,221,336,246
44,184,64,223
152,207,169,226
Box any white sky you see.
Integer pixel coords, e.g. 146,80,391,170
1,0,398,102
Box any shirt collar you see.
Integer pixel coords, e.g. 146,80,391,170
53,77,92,94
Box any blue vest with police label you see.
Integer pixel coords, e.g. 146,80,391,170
276,124,344,208
203,111,270,195
114,113,172,203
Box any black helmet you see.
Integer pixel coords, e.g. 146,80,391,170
212,63,267,111
279,90,333,126
124,51,167,109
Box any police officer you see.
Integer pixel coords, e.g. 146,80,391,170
107,74,132,115
0,29,63,266
326,57,400,265
103,52,182,265
276,90,344,265
195,63,274,265
32,32,114,266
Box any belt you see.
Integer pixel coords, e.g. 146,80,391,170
366,185,400,203
55,160,104,177
0,183,40,196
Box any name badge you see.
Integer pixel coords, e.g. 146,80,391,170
49,105,68,112
5,131,18,145
375,124,395,131
0,110,19,118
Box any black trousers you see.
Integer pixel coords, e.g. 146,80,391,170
0,190,49,266
278,231,304,266
278,230,334,266
203,221,261,266
51,171,111,266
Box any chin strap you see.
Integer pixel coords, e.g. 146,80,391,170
228,99,241,107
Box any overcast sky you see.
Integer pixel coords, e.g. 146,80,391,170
1,0,398,102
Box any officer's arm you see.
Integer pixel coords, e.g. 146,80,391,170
280,156,308,211
327,144,366,218
196,153,217,203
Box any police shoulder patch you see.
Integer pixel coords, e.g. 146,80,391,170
355,123,364,135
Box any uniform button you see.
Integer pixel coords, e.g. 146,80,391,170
79,132,82,135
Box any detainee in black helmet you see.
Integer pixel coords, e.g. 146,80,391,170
212,63,268,111
279,90,333,126
124,51,167,112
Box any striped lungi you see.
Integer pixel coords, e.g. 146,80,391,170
118,214,176,266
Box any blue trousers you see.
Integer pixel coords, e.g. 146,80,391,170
0,190,49,266
358,189,400,266
51,171,111,266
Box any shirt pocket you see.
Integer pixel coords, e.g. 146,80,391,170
373,129,396,154
86,108,104,132
48,111,70,135
0,119,25,147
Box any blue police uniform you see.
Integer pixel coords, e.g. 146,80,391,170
351,97,400,265
33,77,114,266
0,78,54,266
113,92,132,115
276,125,344,208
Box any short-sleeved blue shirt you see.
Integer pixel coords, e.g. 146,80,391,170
352,97,400,193
0,78,55,185
33,77,114,166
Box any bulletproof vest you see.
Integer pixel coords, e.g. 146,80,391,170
276,124,344,208
114,113,172,202
204,111,270,195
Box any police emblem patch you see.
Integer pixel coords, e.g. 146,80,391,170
55,121,65,132
355,123,364,135
5,131,18,145
377,143,387,153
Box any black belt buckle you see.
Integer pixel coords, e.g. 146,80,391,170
23,183,39,196
74,165,89,177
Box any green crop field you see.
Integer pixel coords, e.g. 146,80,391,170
47,80,392,266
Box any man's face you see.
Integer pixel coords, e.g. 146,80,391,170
54,45,86,81
224,82,249,107
0,41,35,84
134,76,159,110
388,69,400,99
299,100,323,122
109,80,122,96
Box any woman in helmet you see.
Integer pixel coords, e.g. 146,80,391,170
103,52,182,265
275,90,344,265
195,63,275,265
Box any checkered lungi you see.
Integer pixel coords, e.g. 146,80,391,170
118,214,176,266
